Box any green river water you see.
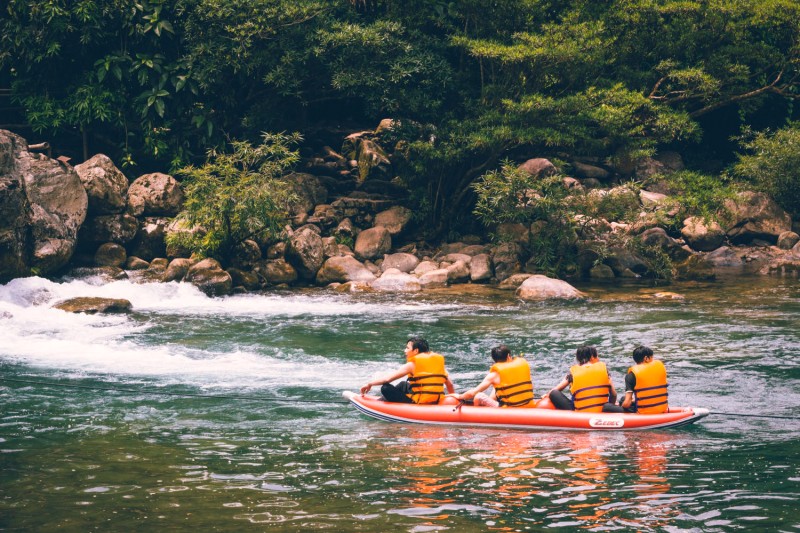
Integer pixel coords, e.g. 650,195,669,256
1,273,798,531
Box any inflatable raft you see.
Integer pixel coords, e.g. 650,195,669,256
343,391,709,431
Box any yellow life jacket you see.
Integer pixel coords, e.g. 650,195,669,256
407,352,447,404
628,360,668,414
570,361,611,412
490,357,534,407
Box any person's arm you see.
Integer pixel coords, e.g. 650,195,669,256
444,376,455,394
454,372,497,401
621,371,635,409
360,362,414,395
547,374,570,397
608,376,618,404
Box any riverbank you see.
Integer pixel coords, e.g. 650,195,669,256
3,126,800,306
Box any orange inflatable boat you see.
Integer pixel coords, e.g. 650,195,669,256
342,391,709,431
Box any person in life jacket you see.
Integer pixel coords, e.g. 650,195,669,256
448,345,535,407
547,346,623,413
621,345,668,414
359,337,455,404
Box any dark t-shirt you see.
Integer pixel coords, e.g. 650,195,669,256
625,371,636,391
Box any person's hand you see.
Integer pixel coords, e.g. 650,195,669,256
446,393,462,401
360,383,372,395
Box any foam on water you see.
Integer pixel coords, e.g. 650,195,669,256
0,276,429,389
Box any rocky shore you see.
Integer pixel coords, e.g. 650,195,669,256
2,126,799,309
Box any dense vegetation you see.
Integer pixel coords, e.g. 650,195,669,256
2,0,799,238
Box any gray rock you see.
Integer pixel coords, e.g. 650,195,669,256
640,190,668,208
94,242,127,267
590,264,615,279
162,258,196,282
354,226,391,261
446,260,470,283
184,258,232,296
681,216,725,252
491,242,524,282
257,259,298,285
515,275,585,300
572,161,609,180
286,226,324,279
127,172,184,216
470,254,493,282
371,268,422,292
374,206,412,236
777,231,800,250
125,256,150,270
74,154,129,215
0,130,88,278
381,252,419,273
498,273,533,290
418,269,449,288
518,158,557,178
412,261,439,276
227,267,261,290
316,256,376,285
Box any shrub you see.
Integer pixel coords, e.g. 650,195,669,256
732,124,800,217
166,132,301,259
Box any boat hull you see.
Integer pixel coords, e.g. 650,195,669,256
343,391,709,431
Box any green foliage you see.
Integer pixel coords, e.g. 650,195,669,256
167,133,301,258
661,170,736,223
732,124,800,217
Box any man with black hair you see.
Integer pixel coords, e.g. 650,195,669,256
360,337,455,404
621,345,669,413
450,345,535,407
547,345,623,413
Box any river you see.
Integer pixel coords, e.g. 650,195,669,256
1,273,798,531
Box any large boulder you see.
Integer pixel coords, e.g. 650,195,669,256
777,231,800,250
184,258,232,296
381,252,419,273
418,268,449,288
374,206,412,236
354,226,391,261
725,191,792,244
256,259,298,285
94,242,127,267
0,131,88,278
470,254,493,282
162,258,197,282
127,172,184,217
316,255,376,285
74,154,129,215
681,216,725,252
0,134,30,280
515,275,585,300
286,226,324,279
572,161,609,180
370,268,422,292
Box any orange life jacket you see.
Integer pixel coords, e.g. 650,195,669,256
490,357,534,407
407,352,447,404
570,361,611,412
628,360,668,414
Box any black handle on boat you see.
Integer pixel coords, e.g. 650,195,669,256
453,400,465,412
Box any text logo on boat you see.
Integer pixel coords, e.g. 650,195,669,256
589,417,624,428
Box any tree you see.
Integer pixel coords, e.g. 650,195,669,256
167,132,301,258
